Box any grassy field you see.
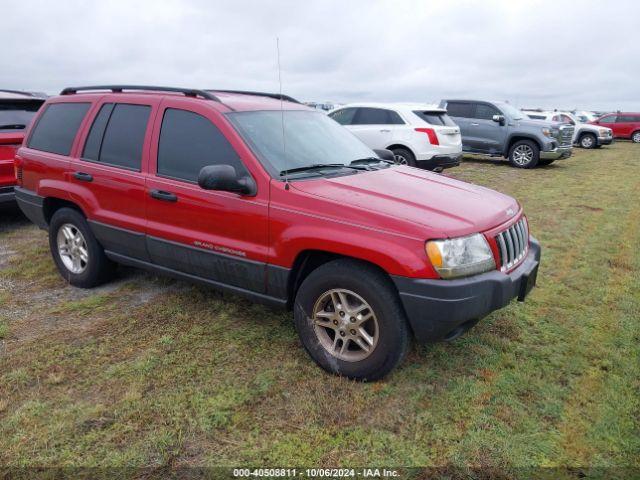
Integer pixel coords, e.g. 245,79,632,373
0,142,638,478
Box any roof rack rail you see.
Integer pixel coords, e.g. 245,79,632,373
60,85,221,102
209,89,300,104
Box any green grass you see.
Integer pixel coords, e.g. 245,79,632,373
0,142,638,477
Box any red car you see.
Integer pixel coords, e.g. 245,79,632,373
590,112,640,143
0,90,45,204
15,85,540,380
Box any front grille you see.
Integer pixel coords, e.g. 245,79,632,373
495,217,529,271
559,125,574,146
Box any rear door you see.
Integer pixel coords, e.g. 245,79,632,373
616,115,637,137
443,102,474,151
347,108,403,149
69,98,157,260
145,99,270,294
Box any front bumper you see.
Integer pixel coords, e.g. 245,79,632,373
392,237,541,343
416,153,462,172
597,136,613,146
540,146,572,160
0,186,15,204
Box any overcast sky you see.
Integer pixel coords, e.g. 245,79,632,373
3,0,639,111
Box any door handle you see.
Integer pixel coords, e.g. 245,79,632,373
470,123,480,126
379,129,391,133
150,189,178,202
73,172,93,182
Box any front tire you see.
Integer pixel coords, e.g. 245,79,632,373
293,259,410,381
391,147,416,167
579,133,596,149
49,208,115,288
632,131,640,143
508,140,539,168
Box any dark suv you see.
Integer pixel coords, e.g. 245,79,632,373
15,86,540,380
440,99,574,168
0,90,45,204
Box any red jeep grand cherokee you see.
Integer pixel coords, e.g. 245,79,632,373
0,90,45,204
15,86,540,380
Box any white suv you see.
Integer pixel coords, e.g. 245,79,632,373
328,103,462,171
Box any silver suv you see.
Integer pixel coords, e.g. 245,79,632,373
440,100,574,168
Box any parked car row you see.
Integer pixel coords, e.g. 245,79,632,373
11,85,542,380
522,109,613,149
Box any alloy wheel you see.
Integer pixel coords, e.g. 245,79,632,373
512,145,534,166
393,154,408,165
581,136,594,148
312,288,379,362
57,223,89,274
633,132,640,143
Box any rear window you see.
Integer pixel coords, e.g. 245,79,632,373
445,102,474,118
413,111,456,126
0,100,44,133
27,103,90,156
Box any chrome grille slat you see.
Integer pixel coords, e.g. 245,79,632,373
494,217,529,271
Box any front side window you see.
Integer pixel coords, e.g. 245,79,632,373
28,102,90,156
328,108,357,125
227,110,375,177
474,104,500,120
157,108,245,183
82,103,150,170
599,115,616,124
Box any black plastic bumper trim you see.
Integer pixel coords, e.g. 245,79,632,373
392,237,541,343
14,187,47,228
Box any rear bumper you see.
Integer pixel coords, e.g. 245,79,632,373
540,146,572,160
14,187,48,228
392,237,541,343
0,186,15,204
416,154,462,171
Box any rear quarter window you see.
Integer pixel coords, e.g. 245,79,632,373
413,111,456,126
27,103,90,155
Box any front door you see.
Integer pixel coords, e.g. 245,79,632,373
597,114,618,136
145,99,270,294
468,103,506,154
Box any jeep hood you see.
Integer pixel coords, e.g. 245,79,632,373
291,167,520,238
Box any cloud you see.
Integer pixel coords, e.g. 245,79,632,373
3,0,638,110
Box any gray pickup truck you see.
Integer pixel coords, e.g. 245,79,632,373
439,99,574,168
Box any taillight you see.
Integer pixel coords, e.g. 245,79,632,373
14,154,23,185
415,127,439,145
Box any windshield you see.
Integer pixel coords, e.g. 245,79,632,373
227,110,376,177
0,100,43,132
497,103,524,120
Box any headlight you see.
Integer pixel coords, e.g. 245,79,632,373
542,127,557,138
598,128,610,135
426,233,496,279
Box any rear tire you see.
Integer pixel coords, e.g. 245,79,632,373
49,208,115,288
508,140,539,168
632,131,640,143
579,133,596,149
391,147,416,167
293,259,410,381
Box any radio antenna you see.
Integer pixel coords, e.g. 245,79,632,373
276,37,289,189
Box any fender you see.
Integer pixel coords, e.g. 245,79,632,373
503,133,543,156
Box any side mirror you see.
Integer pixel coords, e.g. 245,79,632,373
492,114,506,126
373,149,395,162
198,165,257,196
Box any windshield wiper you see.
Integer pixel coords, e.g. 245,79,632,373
279,163,364,176
350,157,394,166
0,124,26,130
